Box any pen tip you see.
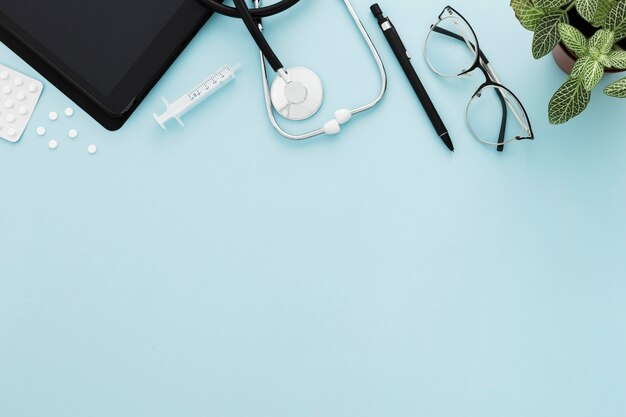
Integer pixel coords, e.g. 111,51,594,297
441,133,454,152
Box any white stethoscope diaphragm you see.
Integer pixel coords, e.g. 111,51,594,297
270,67,323,121
199,0,386,140
257,0,387,140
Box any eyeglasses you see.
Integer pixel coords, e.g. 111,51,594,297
424,6,534,151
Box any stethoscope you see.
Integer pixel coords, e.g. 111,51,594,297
196,0,387,140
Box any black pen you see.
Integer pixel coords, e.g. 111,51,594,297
371,3,454,152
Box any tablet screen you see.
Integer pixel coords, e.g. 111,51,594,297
0,0,187,95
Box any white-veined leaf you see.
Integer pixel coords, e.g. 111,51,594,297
606,0,626,39
577,0,601,22
537,0,571,7
589,29,615,54
604,77,626,96
581,59,605,90
608,50,626,67
570,55,605,90
548,77,592,124
558,23,589,56
595,0,619,25
512,0,547,31
532,10,569,58
577,0,618,25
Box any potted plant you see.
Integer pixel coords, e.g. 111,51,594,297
511,0,626,124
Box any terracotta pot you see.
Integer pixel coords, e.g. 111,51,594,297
552,42,626,75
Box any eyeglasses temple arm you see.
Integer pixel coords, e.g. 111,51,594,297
430,26,489,64
484,62,532,136
432,23,534,145
432,25,532,138
496,88,507,152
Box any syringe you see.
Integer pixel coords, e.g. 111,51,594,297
154,64,241,129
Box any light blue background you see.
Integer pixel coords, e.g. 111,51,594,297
1,1,625,416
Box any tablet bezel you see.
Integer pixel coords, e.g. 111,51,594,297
0,0,214,130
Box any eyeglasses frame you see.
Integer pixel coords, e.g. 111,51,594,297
424,6,535,152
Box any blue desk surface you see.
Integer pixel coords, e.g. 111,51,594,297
1,1,625,416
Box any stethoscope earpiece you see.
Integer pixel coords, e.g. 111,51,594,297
270,67,324,121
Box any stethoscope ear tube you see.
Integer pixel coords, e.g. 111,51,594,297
232,0,284,72
196,0,301,19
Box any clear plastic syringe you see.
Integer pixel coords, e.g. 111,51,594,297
154,64,241,129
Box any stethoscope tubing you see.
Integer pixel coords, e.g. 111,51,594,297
200,0,297,73
258,0,388,140
343,0,387,116
233,0,284,72
196,0,301,18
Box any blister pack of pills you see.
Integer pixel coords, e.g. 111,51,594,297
0,64,43,143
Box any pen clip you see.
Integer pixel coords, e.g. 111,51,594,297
387,19,411,60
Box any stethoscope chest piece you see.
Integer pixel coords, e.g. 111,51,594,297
270,67,323,120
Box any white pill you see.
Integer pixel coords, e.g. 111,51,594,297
0,71,8,80
7,127,16,137
18,106,27,115
68,129,78,139
16,92,25,101
64,107,74,117
36,126,46,136
6,114,15,123
49,111,58,121
48,139,58,150
27,83,38,93
2,85,11,95
4,100,13,109
13,77,23,87
87,144,97,154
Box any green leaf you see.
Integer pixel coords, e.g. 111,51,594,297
577,0,601,22
522,6,548,31
598,53,614,66
577,0,617,25
537,0,571,7
571,56,605,90
572,56,589,78
512,0,547,31
595,0,619,25
532,11,569,58
604,77,626,96
558,23,588,56
606,0,626,39
588,29,615,54
608,50,626,67
548,77,592,124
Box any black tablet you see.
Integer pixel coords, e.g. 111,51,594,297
0,0,216,130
